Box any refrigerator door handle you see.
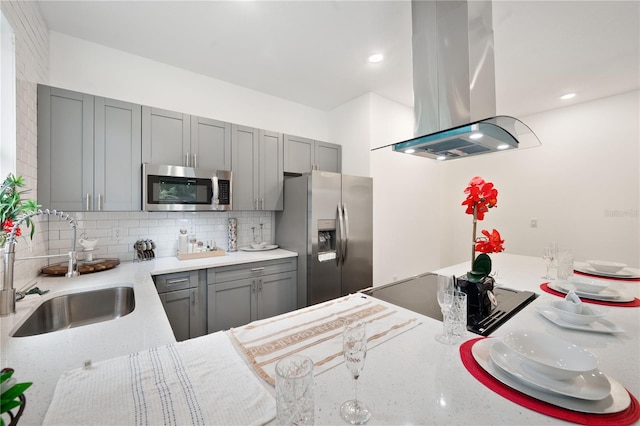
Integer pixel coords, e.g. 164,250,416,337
342,203,349,262
337,203,344,265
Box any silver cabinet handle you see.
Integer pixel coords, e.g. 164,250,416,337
191,288,196,307
192,153,198,168
167,278,189,285
250,267,265,272
255,199,259,210
85,193,91,211
261,198,264,210
258,279,263,292
185,152,190,167
97,194,103,211
251,282,256,293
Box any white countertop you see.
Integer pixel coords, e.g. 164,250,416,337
2,252,638,425
0,248,298,425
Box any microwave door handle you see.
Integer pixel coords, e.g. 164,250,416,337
212,176,219,208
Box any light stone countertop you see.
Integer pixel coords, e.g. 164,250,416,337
2,252,639,425
0,248,298,425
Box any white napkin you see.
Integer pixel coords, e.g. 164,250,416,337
565,290,583,313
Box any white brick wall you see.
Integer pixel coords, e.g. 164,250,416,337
48,210,274,262
0,1,49,289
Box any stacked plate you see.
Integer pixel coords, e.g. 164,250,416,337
471,331,631,414
548,276,634,303
574,260,640,279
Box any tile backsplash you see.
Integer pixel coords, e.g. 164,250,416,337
46,210,274,262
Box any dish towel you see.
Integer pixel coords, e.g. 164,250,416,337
43,331,275,425
228,294,421,385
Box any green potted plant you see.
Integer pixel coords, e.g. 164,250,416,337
1,368,32,426
1,174,40,248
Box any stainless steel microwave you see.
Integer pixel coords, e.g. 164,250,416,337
142,163,232,211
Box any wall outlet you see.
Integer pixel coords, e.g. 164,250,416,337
112,226,124,240
530,218,538,228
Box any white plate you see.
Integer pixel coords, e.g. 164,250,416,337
239,244,279,252
574,262,640,279
537,307,625,334
549,282,634,303
471,338,631,414
489,341,611,400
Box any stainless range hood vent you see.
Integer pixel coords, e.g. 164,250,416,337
392,0,541,160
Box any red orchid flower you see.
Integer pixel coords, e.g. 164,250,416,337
462,176,498,221
475,229,504,254
1,219,21,237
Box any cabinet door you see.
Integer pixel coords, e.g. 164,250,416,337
231,124,259,210
191,116,231,170
141,106,190,166
212,278,256,332
94,97,142,211
315,141,342,173
257,271,297,320
284,134,314,174
37,85,94,211
260,130,284,210
160,289,191,342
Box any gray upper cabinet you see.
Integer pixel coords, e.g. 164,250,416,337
38,85,141,211
191,116,231,171
284,134,341,173
231,125,284,211
142,106,231,170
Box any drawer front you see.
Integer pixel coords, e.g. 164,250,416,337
208,257,296,284
154,270,198,293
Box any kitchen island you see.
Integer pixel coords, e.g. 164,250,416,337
1,253,638,425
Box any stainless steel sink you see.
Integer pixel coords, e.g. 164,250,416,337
11,286,135,337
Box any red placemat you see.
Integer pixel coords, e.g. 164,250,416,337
540,283,640,307
460,338,640,425
574,270,640,282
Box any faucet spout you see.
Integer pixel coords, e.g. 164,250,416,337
1,209,79,316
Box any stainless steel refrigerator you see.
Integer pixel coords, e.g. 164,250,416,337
275,171,373,308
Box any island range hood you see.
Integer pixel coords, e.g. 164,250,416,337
393,0,541,160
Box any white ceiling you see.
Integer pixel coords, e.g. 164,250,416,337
37,1,639,117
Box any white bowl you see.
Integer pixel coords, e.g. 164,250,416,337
251,242,266,249
587,260,627,274
550,300,606,325
563,276,610,293
501,331,598,380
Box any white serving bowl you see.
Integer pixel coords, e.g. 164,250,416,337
550,300,606,325
501,331,598,380
562,276,610,294
251,242,266,249
587,260,627,274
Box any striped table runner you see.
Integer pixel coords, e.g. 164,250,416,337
228,294,422,385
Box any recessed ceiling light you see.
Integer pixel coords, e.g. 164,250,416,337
405,148,415,154
368,53,384,63
560,93,576,100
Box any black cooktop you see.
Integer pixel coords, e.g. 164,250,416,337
362,273,537,336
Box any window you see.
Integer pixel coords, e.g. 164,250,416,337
1,10,16,178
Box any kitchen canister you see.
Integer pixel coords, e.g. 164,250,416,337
228,218,238,252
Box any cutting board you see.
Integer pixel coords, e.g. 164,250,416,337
41,259,120,276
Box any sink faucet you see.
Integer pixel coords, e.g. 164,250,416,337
1,209,79,316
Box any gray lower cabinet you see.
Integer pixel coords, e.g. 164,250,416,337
284,134,341,174
142,106,231,170
232,125,284,210
37,85,141,211
154,270,207,342
207,257,297,332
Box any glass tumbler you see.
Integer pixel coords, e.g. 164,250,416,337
445,291,468,343
275,355,314,426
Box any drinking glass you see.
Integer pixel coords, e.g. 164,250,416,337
340,318,371,425
542,244,558,279
435,275,455,344
448,291,468,343
275,355,314,426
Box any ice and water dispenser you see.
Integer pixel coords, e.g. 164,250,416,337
317,219,337,262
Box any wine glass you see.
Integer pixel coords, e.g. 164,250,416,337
435,275,455,344
542,244,558,279
340,318,371,425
